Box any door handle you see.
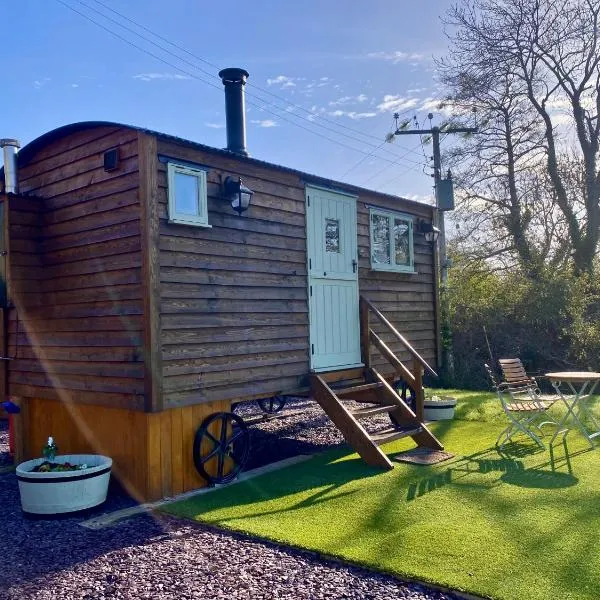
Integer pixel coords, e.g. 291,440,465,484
352,259,357,273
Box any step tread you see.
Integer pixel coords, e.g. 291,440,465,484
336,382,383,396
318,368,365,383
371,426,423,445
350,404,397,419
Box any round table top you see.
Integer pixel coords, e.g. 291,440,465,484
545,371,600,382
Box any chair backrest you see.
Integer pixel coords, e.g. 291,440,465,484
498,358,533,386
498,358,545,401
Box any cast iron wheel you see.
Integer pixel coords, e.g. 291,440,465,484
193,412,250,484
256,395,287,414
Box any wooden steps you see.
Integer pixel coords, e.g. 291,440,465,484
336,382,383,396
371,426,423,446
350,404,396,419
310,366,443,471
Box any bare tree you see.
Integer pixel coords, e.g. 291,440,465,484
440,0,600,275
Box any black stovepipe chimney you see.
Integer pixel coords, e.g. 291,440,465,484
218,68,249,157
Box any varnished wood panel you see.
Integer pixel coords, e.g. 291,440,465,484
21,396,231,502
156,137,438,408
138,132,162,412
7,127,144,410
156,140,311,409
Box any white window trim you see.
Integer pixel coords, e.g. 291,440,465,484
369,208,415,273
167,162,211,227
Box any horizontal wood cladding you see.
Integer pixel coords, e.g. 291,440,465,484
356,191,438,373
7,127,144,410
156,138,437,408
156,139,310,409
21,396,225,501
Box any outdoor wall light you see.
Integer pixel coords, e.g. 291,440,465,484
417,220,440,243
223,176,253,215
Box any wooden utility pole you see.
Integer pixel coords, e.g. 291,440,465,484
394,117,477,380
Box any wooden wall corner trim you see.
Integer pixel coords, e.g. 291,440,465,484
138,132,163,413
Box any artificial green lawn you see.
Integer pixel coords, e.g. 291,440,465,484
163,390,600,600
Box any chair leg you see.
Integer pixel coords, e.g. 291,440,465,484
496,425,512,449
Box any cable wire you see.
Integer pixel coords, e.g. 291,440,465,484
88,0,425,156
56,0,426,172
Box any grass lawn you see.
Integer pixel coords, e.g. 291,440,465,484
163,390,600,600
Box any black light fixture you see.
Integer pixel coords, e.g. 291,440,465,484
417,220,440,243
223,176,253,215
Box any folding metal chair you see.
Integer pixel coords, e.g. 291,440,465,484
485,363,559,449
498,358,557,405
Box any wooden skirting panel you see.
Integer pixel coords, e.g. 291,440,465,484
19,397,230,502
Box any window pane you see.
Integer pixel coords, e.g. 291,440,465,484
371,213,390,264
325,218,340,253
174,172,199,215
394,218,410,266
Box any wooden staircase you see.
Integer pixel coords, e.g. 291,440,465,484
309,297,443,470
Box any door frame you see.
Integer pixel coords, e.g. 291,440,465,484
305,184,362,372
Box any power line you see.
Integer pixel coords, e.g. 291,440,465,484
88,0,425,157
56,0,426,173
73,0,423,166
357,139,425,186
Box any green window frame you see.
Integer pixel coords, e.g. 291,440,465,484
167,161,210,227
369,208,415,272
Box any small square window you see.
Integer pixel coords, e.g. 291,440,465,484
369,208,414,272
325,218,340,253
167,162,210,227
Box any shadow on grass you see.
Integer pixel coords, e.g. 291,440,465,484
167,448,384,522
405,436,589,501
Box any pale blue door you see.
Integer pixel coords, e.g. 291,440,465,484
306,186,361,371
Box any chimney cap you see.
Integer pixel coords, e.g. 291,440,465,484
219,68,249,83
0,139,20,149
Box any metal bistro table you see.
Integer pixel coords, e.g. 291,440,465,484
546,371,600,447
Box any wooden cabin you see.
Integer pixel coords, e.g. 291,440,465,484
0,69,442,501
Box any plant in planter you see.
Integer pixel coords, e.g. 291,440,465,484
16,436,112,515
423,393,457,421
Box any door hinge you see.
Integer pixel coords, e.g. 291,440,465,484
309,258,312,269
310,285,312,296
307,195,310,207
311,344,314,355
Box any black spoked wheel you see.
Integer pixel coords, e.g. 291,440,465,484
256,395,287,414
193,412,250,485
390,380,416,426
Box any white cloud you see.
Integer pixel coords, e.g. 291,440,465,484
368,51,425,63
329,110,377,120
71,83,79,88
205,122,225,129
251,119,278,128
377,95,419,113
267,75,297,88
133,73,191,82
329,94,369,106
33,77,50,89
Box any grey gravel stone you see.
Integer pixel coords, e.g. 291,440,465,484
0,405,463,600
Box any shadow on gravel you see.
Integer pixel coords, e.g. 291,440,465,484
0,473,165,591
246,430,343,470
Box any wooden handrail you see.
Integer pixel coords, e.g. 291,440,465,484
369,331,416,385
360,296,438,377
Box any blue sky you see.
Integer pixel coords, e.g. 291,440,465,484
4,0,457,203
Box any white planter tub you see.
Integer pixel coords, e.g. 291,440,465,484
16,454,112,515
424,397,457,421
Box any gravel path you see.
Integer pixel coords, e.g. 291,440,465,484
236,396,397,470
0,419,11,467
0,404,464,600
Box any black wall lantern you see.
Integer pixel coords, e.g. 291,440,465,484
417,220,440,243
223,176,253,215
